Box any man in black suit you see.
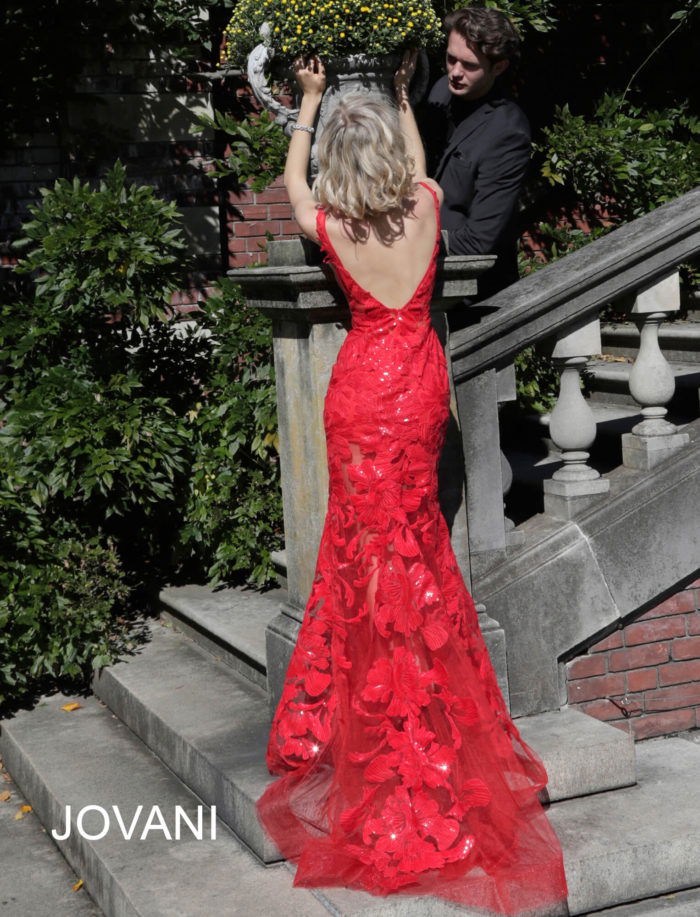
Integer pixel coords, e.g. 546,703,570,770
423,6,530,330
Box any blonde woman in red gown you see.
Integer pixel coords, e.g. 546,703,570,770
256,53,569,915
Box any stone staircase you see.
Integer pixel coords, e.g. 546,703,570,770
503,313,700,522
3,586,700,917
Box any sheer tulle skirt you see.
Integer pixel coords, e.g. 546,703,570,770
257,326,568,915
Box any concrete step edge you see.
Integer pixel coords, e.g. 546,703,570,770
92,623,280,864
158,584,285,688
0,693,327,917
549,738,700,915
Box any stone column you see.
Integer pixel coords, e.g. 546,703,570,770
229,240,498,711
542,315,611,521
621,272,690,470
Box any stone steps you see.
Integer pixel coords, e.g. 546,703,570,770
93,621,279,864
601,319,700,364
92,622,635,863
587,359,700,415
3,678,700,916
158,584,284,690
0,692,327,917
586,887,700,917
0,756,103,917
548,737,700,915
149,600,636,800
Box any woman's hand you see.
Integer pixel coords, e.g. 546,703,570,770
293,55,326,98
394,49,418,97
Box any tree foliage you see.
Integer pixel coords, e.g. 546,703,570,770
0,164,281,706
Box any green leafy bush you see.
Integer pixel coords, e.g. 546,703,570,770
177,280,282,586
539,96,700,220
0,472,131,705
436,0,557,33
0,163,282,704
194,109,289,193
14,161,185,333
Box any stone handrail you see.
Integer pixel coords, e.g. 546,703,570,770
450,186,700,384
450,186,700,576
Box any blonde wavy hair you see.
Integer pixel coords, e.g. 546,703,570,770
313,92,415,221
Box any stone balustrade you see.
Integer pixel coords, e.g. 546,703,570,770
448,188,700,573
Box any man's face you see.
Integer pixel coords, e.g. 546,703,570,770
445,30,508,100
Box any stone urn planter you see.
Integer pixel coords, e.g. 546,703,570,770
247,25,429,173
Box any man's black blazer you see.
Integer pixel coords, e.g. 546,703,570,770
424,76,531,302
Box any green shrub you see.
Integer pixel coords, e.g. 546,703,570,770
194,109,289,193
539,96,700,220
436,0,557,33
14,160,185,334
178,279,283,586
0,480,130,705
1,162,283,705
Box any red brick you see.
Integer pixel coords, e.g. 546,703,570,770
576,698,626,721
626,669,658,692
235,204,268,220
246,237,269,253
671,636,700,660
229,188,255,205
567,673,625,704
268,204,294,219
228,238,248,252
567,655,607,679
589,631,623,653
254,187,290,204
609,643,669,671
658,659,700,686
686,613,700,636
631,708,695,740
639,591,695,619
645,683,700,710
279,220,302,236
609,719,632,735
231,220,281,238
624,617,686,646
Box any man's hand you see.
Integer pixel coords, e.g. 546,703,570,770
394,49,418,97
293,55,326,97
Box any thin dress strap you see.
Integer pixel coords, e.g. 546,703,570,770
417,181,441,245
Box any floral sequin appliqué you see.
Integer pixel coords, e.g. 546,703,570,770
257,184,568,915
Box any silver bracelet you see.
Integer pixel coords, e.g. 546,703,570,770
292,123,315,134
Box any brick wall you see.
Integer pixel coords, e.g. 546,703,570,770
1,39,217,292
566,576,700,739
227,175,299,268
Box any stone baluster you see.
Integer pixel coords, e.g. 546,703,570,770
621,271,690,470
542,316,610,520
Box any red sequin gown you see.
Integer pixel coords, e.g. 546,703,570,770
257,184,568,914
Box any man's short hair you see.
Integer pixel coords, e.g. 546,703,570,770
444,5,521,68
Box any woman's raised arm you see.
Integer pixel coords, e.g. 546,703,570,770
283,56,326,241
394,50,442,201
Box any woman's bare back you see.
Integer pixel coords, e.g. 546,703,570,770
322,182,439,311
